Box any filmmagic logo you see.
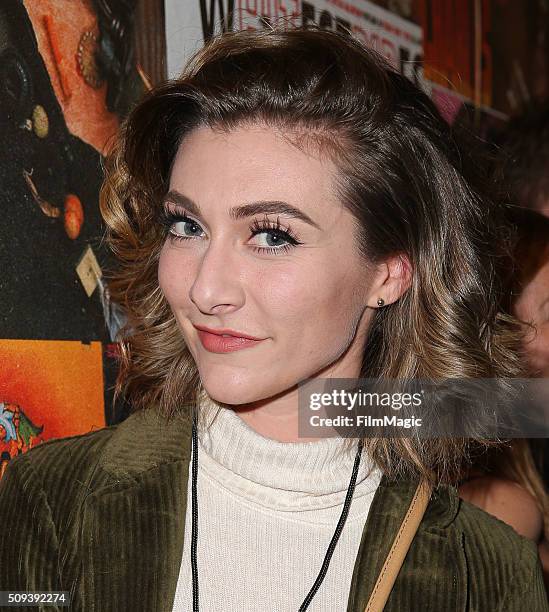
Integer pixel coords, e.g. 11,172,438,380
309,414,423,429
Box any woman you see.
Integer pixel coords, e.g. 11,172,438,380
459,207,549,587
0,26,546,611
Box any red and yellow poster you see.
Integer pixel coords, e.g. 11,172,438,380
0,339,106,477
0,0,144,470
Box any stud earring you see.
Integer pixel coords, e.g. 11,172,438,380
377,298,385,307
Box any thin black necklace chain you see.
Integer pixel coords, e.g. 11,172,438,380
190,413,364,612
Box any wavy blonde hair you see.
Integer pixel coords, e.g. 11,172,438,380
99,26,525,487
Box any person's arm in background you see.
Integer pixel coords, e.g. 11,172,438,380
459,475,549,591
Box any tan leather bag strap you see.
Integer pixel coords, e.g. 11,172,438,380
364,479,433,612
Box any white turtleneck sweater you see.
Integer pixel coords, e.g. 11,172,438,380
172,394,383,611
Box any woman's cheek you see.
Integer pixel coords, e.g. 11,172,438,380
158,246,195,305
157,253,172,301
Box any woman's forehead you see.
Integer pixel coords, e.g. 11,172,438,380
168,124,342,215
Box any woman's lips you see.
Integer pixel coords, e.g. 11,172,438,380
196,329,265,353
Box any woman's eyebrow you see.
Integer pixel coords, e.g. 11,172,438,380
163,189,322,230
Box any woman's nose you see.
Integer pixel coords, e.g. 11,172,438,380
189,240,245,315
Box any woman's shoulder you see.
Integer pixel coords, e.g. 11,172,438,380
0,421,120,503
456,488,544,590
7,420,118,468
0,407,193,500
421,479,542,563
451,491,547,607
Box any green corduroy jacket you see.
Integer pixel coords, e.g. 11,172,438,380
0,408,547,611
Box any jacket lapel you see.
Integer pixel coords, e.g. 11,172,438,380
78,409,468,611
346,474,469,611
78,409,193,612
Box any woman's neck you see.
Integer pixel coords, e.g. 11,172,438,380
212,386,315,442
234,404,316,442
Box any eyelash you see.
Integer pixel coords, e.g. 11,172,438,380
157,206,302,255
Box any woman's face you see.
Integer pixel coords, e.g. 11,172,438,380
514,257,549,377
158,124,387,405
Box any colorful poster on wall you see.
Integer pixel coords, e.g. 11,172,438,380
165,0,549,138
164,0,491,129
1,0,143,466
165,0,423,87
368,0,549,137
0,339,105,478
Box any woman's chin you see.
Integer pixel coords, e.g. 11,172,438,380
200,378,262,407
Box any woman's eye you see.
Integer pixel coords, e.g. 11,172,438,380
158,207,301,255
248,218,302,255
157,207,204,242
252,230,291,248
170,218,204,240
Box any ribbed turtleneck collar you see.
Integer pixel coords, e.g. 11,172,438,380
194,391,382,523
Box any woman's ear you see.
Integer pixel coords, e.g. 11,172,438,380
366,253,412,308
